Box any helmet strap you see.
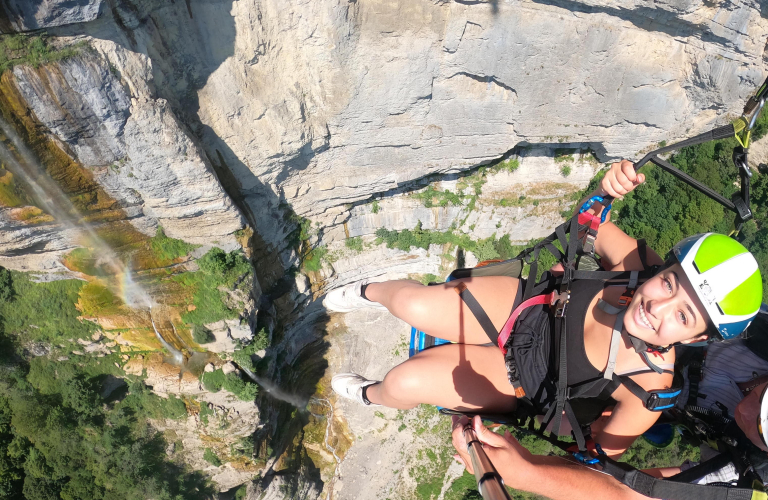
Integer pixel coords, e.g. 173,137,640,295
627,333,673,355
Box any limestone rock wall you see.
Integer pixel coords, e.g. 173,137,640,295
0,0,102,33
10,49,245,246
16,0,763,267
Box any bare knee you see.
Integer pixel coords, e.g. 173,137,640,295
378,364,426,407
389,284,436,321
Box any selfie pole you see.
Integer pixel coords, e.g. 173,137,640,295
464,425,513,500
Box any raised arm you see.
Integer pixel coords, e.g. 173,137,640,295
582,160,664,271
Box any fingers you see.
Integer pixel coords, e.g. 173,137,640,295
600,160,641,199
472,415,512,448
452,415,473,473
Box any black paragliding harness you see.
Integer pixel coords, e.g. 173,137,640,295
423,76,768,500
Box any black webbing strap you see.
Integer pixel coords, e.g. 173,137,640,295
648,156,736,211
634,238,651,271
453,282,498,344
599,458,762,500
546,315,570,449
615,372,679,410
573,269,632,280
634,124,736,170
524,245,543,300
668,454,736,484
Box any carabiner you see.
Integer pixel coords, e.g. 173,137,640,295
578,195,612,224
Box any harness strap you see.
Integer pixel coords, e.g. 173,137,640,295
598,298,625,316
604,309,626,380
637,239,650,271
453,282,498,344
497,292,555,354
598,457,762,500
668,453,736,483
618,374,680,411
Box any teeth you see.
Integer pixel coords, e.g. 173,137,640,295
638,302,654,330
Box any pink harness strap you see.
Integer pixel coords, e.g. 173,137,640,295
497,291,556,354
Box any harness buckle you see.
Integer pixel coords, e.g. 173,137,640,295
618,288,636,307
582,231,597,255
551,290,570,317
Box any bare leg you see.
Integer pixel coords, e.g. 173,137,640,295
365,344,517,412
365,276,520,344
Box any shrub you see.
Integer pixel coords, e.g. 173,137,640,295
252,328,270,351
203,448,222,467
235,484,248,500
201,369,225,392
232,349,255,372
561,165,572,177
473,238,500,262
491,158,519,173
345,237,363,252
302,246,327,272
192,325,215,344
0,267,13,302
223,373,259,401
371,200,380,214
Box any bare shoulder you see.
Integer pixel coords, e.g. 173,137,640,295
595,223,664,271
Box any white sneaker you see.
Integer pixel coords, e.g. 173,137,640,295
323,280,388,312
331,373,381,406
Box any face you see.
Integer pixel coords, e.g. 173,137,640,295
735,381,768,452
624,264,709,346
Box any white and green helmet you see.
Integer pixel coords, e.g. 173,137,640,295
671,233,763,339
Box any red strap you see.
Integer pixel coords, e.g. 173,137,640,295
577,211,601,232
566,439,597,454
498,292,555,354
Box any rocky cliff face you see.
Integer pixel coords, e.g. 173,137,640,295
0,0,766,498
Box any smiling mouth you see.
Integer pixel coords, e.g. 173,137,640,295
638,300,655,331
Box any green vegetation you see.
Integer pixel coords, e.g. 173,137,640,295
234,483,248,499
0,35,90,74
413,185,464,208
203,448,222,467
302,245,327,272
0,267,12,302
412,158,519,212
345,236,364,252
200,369,258,401
0,271,96,342
149,227,198,262
418,273,440,285
174,247,251,326
201,369,226,392
491,158,520,174
374,222,543,268
554,148,575,163
560,164,572,177
0,272,212,499
192,324,215,344
232,329,270,372
371,200,381,214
